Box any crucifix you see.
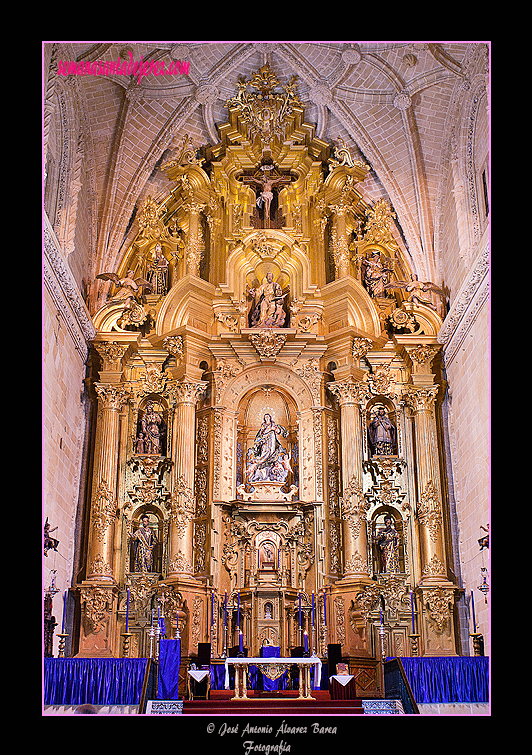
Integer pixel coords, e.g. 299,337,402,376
239,167,293,227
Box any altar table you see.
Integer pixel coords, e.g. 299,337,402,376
224,656,322,700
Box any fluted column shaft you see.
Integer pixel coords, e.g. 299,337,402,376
405,386,448,582
167,380,207,577
327,380,369,577
87,383,130,581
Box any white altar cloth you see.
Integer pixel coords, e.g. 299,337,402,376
224,656,322,690
188,669,210,683
329,674,354,686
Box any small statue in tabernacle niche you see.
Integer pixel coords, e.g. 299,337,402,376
248,271,288,328
136,401,166,455
131,514,158,572
376,514,400,573
368,406,397,456
146,243,169,296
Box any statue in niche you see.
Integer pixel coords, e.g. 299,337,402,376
376,515,400,573
136,401,166,455
361,250,395,298
131,514,158,572
146,243,169,295
246,414,291,482
248,271,287,328
368,406,397,456
259,542,276,570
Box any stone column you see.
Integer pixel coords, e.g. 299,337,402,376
167,379,207,577
87,382,130,581
327,380,370,578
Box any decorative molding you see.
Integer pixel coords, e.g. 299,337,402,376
437,242,489,365
43,212,96,359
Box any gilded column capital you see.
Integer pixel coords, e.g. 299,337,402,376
403,385,438,412
93,341,129,371
94,382,130,410
168,379,208,406
327,379,369,407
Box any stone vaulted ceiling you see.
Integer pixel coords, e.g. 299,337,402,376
51,41,489,311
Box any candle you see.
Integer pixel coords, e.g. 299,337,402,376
323,592,327,627
410,590,415,634
211,593,214,626
151,609,154,627
237,591,240,629
61,590,67,632
126,588,130,632
299,592,302,628
239,630,243,652
304,630,308,652
312,592,315,627
470,590,477,633
224,591,227,628
380,608,383,625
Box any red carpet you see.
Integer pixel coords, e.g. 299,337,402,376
183,689,364,715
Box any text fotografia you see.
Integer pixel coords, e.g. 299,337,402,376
57,52,190,83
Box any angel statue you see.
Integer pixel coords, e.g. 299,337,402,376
96,269,153,328
97,269,153,304
385,274,444,311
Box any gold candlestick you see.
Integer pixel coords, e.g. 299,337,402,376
469,632,484,656
408,633,420,657
121,632,133,658
57,632,69,658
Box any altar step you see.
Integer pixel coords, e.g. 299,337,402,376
183,689,364,715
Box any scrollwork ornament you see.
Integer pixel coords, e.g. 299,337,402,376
417,480,442,542
424,587,454,632
80,586,114,634
92,480,118,541
170,475,196,536
340,476,370,538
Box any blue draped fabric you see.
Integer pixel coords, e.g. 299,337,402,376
43,658,149,706
158,639,181,699
258,646,288,691
398,657,489,703
210,663,226,690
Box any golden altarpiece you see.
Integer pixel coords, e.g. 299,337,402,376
77,66,460,686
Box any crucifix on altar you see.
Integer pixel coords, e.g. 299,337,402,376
238,163,294,228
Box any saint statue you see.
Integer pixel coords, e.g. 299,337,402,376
248,271,287,328
131,514,158,572
361,250,395,298
146,243,169,295
246,414,291,482
376,515,400,573
368,406,397,456
138,401,165,455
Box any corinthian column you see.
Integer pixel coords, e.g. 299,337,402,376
87,383,130,581
404,386,448,583
327,380,370,578
328,200,351,278
167,379,208,577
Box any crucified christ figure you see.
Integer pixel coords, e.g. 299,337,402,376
241,169,292,225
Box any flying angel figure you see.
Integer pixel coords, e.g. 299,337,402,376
385,274,444,311
96,270,153,304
